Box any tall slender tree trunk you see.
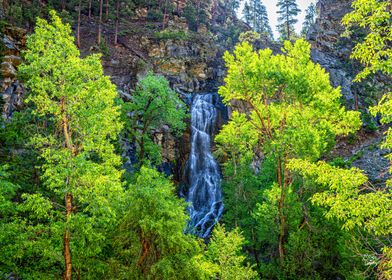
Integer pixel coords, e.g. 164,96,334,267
286,4,290,40
98,0,103,45
63,193,73,280
88,0,92,19
62,0,66,10
162,0,168,29
77,0,82,48
105,0,109,21
114,0,120,45
61,97,73,280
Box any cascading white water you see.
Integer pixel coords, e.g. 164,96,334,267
186,93,223,238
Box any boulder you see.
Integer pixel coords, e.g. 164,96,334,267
1,62,17,78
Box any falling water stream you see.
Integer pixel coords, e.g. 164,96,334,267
186,93,223,238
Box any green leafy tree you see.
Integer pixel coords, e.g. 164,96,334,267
301,3,316,37
111,165,210,279
276,0,300,40
339,2,392,277
288,159,392,278
216,39,361,273
343,0,392,183
206,224,258,280
123,72,187,165
13,11,124,279
343,0,391,81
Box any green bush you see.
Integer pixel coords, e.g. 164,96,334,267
154,30,189,40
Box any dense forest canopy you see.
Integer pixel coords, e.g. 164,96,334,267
0,0,391,279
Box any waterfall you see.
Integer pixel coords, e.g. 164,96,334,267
186,93,223,238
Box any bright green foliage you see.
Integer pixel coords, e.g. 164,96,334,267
216,39,361,276
5,11,125,278
219,39,360,160
301,3,316,37
206,224,258,280
123,72,187,164
276,0,301,40
288,159,392,277
216,112,258,168
344,0,392,185
112,166,208,279
288,159,391,236
342,2,392,277
0,166,19,219
342,0,391,81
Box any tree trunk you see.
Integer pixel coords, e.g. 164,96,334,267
88,0,92,19
105,0,109,21
62,0,66,10
162,0,168,29
286,4,290,40
114,0,120,45
61,97,74,280
98,0,103,45
77,0,82,48
63,193,73,280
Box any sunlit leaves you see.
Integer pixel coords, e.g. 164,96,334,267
342,0,391,81
288,159,391,236
122,72,187,164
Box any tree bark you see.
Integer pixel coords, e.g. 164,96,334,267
77,0,82,48
62,0,66,10
63,193,73,280
88,0,92,19
98,0,103,45
162,0,168,29
61,97,73,280
105,0,109,21
114,0,120,44
286,4,290,40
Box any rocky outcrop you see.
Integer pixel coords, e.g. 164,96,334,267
309,0,390,184
308,0,356,104
1,26,26,120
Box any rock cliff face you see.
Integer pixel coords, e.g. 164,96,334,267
0,0,389,184
308,0,390,109
0,26,25,120
308,0,356,104
308,0,390,184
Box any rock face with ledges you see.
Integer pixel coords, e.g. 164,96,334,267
309,0,390,185
1,26,26,120
308,0,356,104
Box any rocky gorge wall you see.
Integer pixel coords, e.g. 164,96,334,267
308,0,390,185
0,0,389,185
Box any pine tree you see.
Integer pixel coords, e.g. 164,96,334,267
301,3,316,37
254,0,272,38
277,0,301,41
243,0,273,39
243,1,252,25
